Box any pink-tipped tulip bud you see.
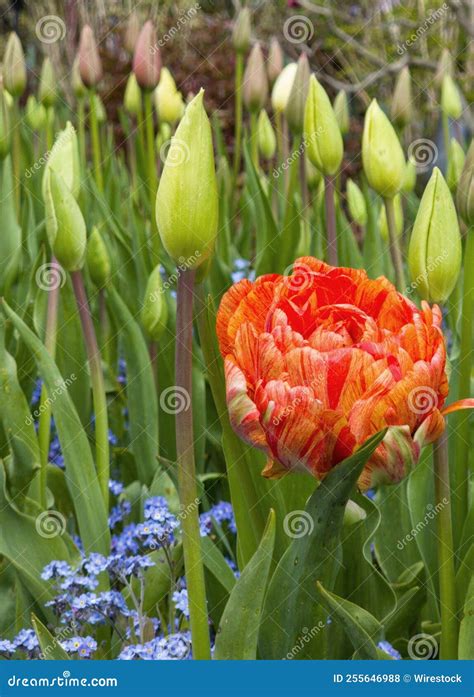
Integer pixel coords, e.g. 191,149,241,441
267,37,283,85
133,20,161,91
242,42,268,113
79,25,103,89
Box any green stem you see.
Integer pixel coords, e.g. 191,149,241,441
384,196,406,290
250,111,259,169
442,111,450,171
143,90,160,266
71,270,109,508
45,108,54,151
11,99,21,213
77,98,86,168
89,90,104,193
433,430,458,659
175,269,211,660
233,51,244,182
324,175,338,266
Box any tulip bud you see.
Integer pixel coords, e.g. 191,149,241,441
91,93,106,123
124,10,141,55
271,62,297,113
267,37,283,85
333,89,349,136
3,32,26,97
232,7,251,54
25,95,46,131
38,57,56,108
457,140,474,225
435,48,453,87
43,169,86,271
401,159,417,194
304,75,343,176
42,121,81,200
124,73,142,116
346,179,367,226
362,99,405,198
155,121,172,154
257,109,276,160
378,194,403,241
217,155,232,199
305,157,322,190
72,56,87,100
141,266,168,341
0,83,11,160
79,25,103,89
446,138,465,192
408,167,461,302
390,66,412,127
155,90,218,267
86,227,111,287
285,53,310,135
154,68,184,125
343,499,367,526
133,20,161,90
441,75,462,119
242,42,268,113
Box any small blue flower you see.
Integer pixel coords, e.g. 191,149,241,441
82,553,109,576
0,639,15,655
200,501,236,535
61,636,97,658
14,629,39,653
378,640,401,659
109,480,124,496
109,500,132,530
172,589,189,619
41,560,73,581
107,554,155,579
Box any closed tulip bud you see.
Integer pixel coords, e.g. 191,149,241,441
343,500,367,526
390,66,413,127
155,90,218,267
232,7,251,54
72,56,87,100
155,121,172,153
285,53,310,135
3,32,26,97
124,73,142,115
346,179,367,226
141,266,168,341
42,122,81,200
457,140,474,225
86,227,111,287
402,159,417,193
242,42,268,113
257,109,276,159
362,99,405,198
435,48,453,87
271,62,297,113
217,155,232,199
333,89,349,136
124,10,141,55
267,37,283,85
408,167,461,302
378,194,403,241
305,157,322,190
79,25,103,89
38,58,56,108
446,138,465,192
0,84,11,160
304,75,343,176
133,20,161,90
154,68,184,125
441,75,462,119
43,169,86,271
91,93,106,123
25,95,46,131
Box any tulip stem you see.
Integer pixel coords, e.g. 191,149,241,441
71,270,109,508
324,176,338,266
11,99,21,213
89,90,104,193
250,111,259,169
384,196,406,290
175,268,211,660
143,90,160,266
433,430,458,659
77,98,86,169
233,51,244,183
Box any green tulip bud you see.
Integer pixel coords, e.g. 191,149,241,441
285,53,310,135
390,66,413,127
25,95,46,131
91,93,106,123
38,57,57,108
0,84,11,160
435,48,453,87
446,138,465,192
155,121,172,154
441,75,462,119
242,42,268,113
271,62,297,113
346,179,367,226
457,140,474,225
124,10,141,55
155,90,218,267
257,109,276,160
232,7,251,54
43,121,81,200
154,68,184,125
333,89,350,136
72,56,87,100
408,167,461,302
343,499,367,526
362,99,405,199
378,193,403,241
3,32,26,97
304,75,343,176
267,37,283,85
401,159,417,194
305,157,322,191
43,169,87,271
86,227,111,287
124,73,142,116
141,266,168,341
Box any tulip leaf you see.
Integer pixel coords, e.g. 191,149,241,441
31,614,70,660
315,582,382,659
214,510,275,660
259,429,386,659
459,575,474,659
1,300,110,555
0,157,22,296
200,535,236,595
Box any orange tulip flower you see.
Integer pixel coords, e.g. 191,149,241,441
217,258,473,489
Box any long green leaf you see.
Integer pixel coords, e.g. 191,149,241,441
31,614,70,660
